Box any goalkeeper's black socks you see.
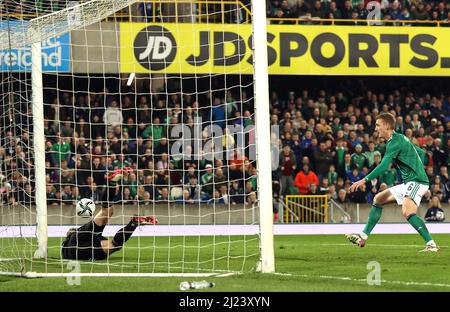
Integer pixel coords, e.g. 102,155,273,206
112,220,138,247
102,182,117,208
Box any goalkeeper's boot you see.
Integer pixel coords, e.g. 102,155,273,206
145,215,159,225
345,233,366,247
419,242,439,252
131,215,159,226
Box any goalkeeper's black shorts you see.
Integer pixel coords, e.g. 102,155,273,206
61,221,108,261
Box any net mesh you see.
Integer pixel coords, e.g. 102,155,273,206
1,0,263,276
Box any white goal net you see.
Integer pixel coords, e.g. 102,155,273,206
0,0,274,277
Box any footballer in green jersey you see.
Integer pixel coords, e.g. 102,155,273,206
347,113,438,252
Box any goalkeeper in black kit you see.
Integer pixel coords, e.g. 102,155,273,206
61,168,158,261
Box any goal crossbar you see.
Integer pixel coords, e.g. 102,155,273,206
0,0,138,49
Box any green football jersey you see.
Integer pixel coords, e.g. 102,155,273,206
365,132,428,185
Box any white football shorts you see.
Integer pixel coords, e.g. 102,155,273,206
388,181,429,207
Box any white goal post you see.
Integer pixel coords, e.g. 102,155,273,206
252,0,275,274
0,0,274,277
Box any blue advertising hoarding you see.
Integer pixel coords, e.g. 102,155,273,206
0,20,70,72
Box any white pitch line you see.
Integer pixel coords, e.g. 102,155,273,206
273,272,450,288
321,243,449,248
0,258,23,262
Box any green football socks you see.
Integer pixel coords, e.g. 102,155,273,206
362,204,383,238
407,214,433,243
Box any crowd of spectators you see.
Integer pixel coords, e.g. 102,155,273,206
0,1,76,17
268,0,450,25
269,77,450,211
3,0,450,26
1,1,450,222
1,76,449,213
1,1,247,24
0,80,260,208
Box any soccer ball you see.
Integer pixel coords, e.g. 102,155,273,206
76,198,95,217
436,211,444,221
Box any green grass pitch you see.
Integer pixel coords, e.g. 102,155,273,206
1,234,449,292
